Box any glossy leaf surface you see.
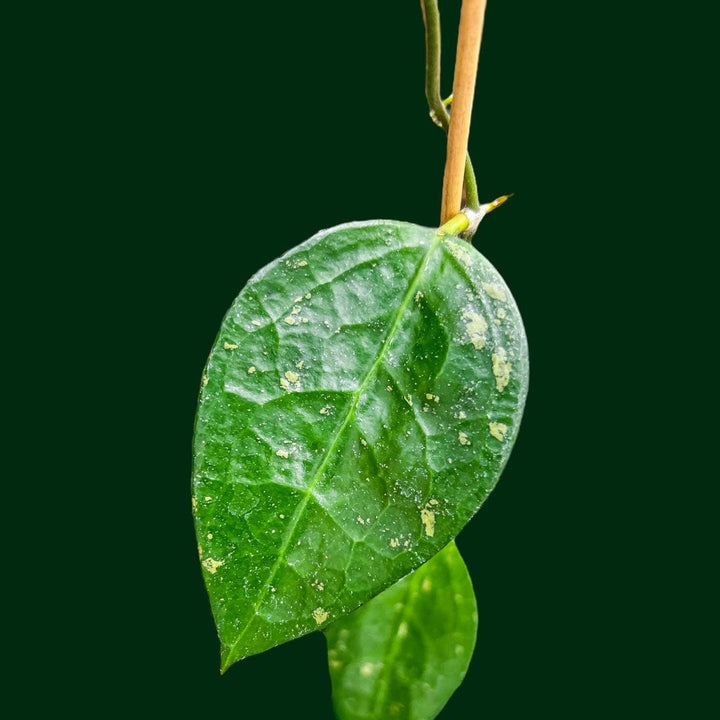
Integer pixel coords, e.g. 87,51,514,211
192,220,528,670
326,541,477,720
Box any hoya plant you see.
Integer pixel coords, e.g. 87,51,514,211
192,2,528,717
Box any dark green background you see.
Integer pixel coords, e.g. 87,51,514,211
13,1,708,717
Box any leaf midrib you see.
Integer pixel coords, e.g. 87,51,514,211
369,568,420,718
221,232,444,670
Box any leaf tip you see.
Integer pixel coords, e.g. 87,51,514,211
219,647,236,675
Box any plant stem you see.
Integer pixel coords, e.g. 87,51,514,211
420,0,482,231
464,155,479,211
420,0,450,133
440,0,487,224
436,212,470,237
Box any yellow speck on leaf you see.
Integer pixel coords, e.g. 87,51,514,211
482,282,507,302
204,496,212,502
305,293,312,299
458,431,471,446
291,305,302,315
446,239,472,267
360,438,367,447
251,319,262,326
202,558,225,574
296,360,304,369
284,316,296,325
312,607,328,625
489,422,508,442
457,410,467,419
248,366,256,374
491,347,511,391
280,377,290,390
422,577,432,592
276,449,289,458
420,507,436,537
223,342,238,350
390,538,399,547
285,370,300,383
404,394,413,407
462,309,488,350
201,375,208,387
397,621,409,638
297,260,308,267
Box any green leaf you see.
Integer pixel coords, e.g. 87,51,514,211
192,220,528,671
325,541,477,720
